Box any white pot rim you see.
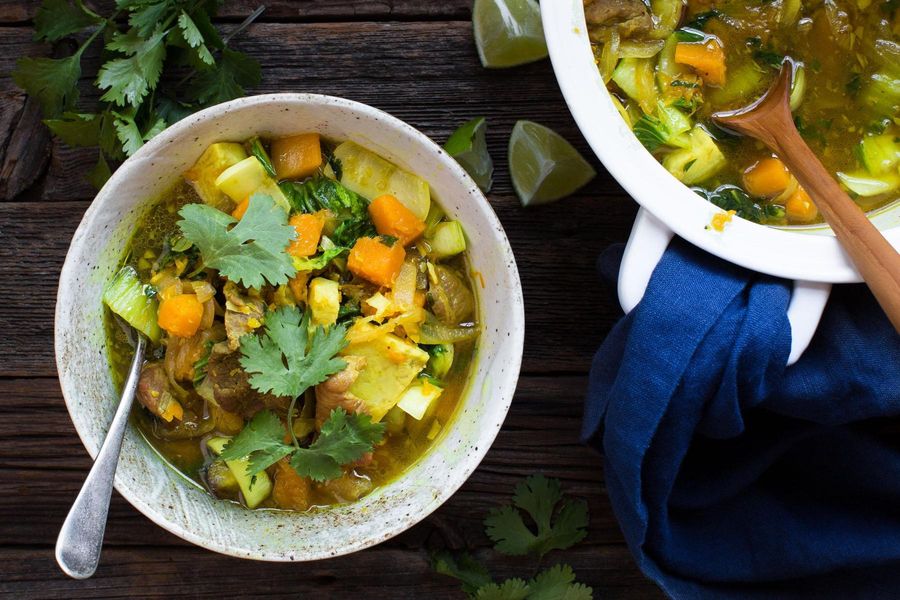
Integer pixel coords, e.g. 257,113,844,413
55,93,525,561
542,1,900,284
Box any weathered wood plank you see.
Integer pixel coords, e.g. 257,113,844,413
0,376,661,598
0,195,633,377
0,0,473,24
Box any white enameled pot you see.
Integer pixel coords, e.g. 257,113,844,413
55,94,524,560
542,0,900,364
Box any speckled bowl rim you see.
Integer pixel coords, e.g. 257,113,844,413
55,93,525,561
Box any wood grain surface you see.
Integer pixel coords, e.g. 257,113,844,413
0,2,662,597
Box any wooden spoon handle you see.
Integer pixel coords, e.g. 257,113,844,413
772,124,900,332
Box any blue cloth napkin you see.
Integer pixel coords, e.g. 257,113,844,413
585,239,900,599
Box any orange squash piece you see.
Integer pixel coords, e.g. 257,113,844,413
348,237,406,287
743,158,791,198
675,40,726,86
231,197,250,219
158,294,204,338
785,186,818,223
368,194,426,245
287,212,326,257
271,133,323,180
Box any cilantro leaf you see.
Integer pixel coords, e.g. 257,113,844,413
191,47,261,106
112,112,144,156
177,193,297,289
218,410,295,477
289,408,385,482
97,25,168,107
177,11,214,65
13,54,82,116
527,565,593,600
431,551,493,595
34,0,100,42
125,0,175,37
44,112,101,147
239,307,348,399
484,475,588,558
86,151,112,189
474,579,530,600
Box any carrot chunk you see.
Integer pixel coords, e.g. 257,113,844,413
271,133,323,180
287,212,326,257
158,294,204,338
743,158,791,198
785,186,818,223
368,194,426,245
675,39,726,86
231,197,250,219
348,237,406,287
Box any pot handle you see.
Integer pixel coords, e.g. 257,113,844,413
618,207,831,366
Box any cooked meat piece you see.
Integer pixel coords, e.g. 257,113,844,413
223,280,265,350
315,356,368,428
272,459,312,511
584,0,653,37
206,342,290,418
137,361,183,422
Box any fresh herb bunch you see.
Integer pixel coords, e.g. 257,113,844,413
12,0,262,188
433,475,593,599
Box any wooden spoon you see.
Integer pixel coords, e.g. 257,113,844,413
713,63,900,333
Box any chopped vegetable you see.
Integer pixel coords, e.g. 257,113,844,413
215,156,290,211
231,197,250,220
308,277,341,327
103,266,161,342
837,171,900,197
207,435,273,509
183,143,248,212
427,221,467,259
328,141,431,220
347,236,406,287
662,125,726,184
419,312,479,345
426,343,455,379
857,134,900,175
280,177,376,247
287,212,326,257
271,133,323,180
157,293,204,338
675,39,727,86
784,186,818,222
612,58,658,114
368,194,427,246
742,157,791,197
396,380,443,420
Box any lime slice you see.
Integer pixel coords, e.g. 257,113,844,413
508,121,597,206
473,0,548,69
444,117,494,192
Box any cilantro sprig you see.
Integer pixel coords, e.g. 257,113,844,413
177,193,296,289
13,0,263,188
432,475,593,599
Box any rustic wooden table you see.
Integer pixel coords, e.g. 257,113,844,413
0,1,664,597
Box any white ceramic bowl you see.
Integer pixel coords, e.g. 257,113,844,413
542,1,900,362
55,94,524,561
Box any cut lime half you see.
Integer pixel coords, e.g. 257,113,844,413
444,117,494,192
509,121,597,206
473,0,548,69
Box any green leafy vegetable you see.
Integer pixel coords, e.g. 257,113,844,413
525,565,593,600
280,177,377,246
484,475,589,558
686,9,720,30
474,579,530,600
292,246,348,272
633,114,670,152
249,137,277,178
289,408,385,481
12,0,263,187
431,551,494,595
218,408,384,483
239,306,348,399
694,185,765,223
177,193,297,289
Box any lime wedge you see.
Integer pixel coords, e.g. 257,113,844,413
473,0,548,69
444,117,494,192
508,121,597,206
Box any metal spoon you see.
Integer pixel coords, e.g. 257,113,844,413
713,63,900,332
56,333,146,579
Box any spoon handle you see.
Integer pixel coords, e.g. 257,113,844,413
773,125,900,332
55,335,146,579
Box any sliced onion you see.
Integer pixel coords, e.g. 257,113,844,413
419,312,478,345
617,39,665,59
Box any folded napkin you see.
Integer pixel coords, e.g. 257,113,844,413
585,239,900,599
